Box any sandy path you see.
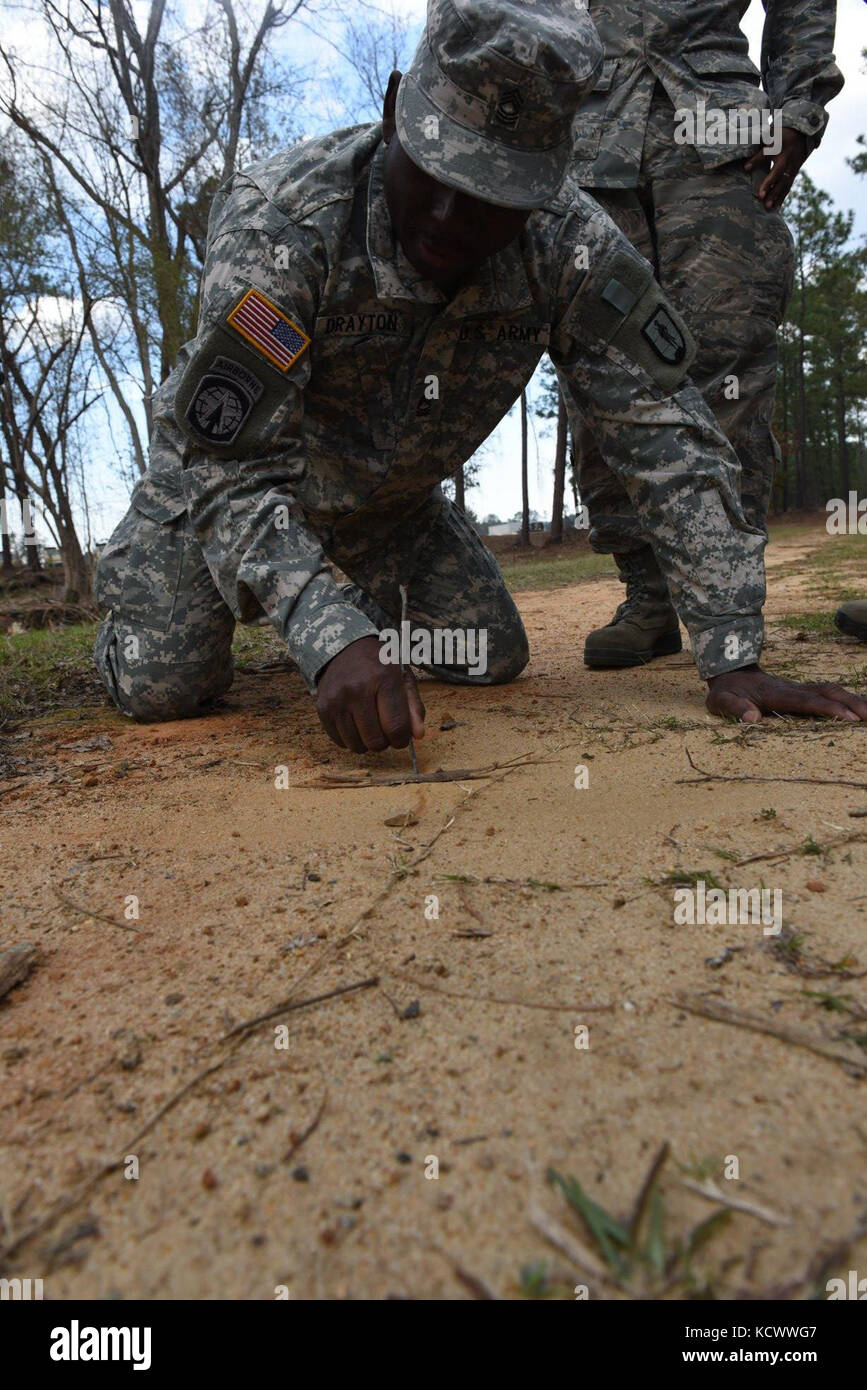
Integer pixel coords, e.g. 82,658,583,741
1,521,865,1299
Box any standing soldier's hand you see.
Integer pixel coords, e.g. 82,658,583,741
316,635,426,752
706,666,867,724
745,128,808,210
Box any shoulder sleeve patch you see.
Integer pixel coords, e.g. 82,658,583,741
226,288,311,373
559,233,696,392
173,286,312,455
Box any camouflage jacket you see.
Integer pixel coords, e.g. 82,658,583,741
570,0,844,187
140,123,766,691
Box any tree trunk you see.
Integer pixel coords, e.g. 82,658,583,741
835,375,850,496
454,464,465,513
520,390,530,547
20,494,42,571
0,474,13,572
549,389,568,543
794,251,809,510
55,518,90,603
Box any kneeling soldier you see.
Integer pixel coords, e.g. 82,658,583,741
94,0,867,748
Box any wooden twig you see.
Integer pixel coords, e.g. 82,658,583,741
677,745,867,792
398,583,419,776
0,943,38,1001
222,975,379,1038
730,830,867,867
528,1204,613,1287
450,1262,500,1300
391,972,613,1014
672,991,867,1077
53,887,140,933
306,750,548,789
680,1177,789,1228
283,1089,328,1165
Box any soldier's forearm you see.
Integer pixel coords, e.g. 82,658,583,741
179,463,378,692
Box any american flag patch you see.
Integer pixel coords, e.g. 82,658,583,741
226,288,310,372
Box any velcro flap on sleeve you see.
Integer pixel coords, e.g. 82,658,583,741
562,238,696,391
173,287,312,456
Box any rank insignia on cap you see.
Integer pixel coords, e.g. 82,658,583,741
641,306,686,364
490,86,524,131
226,288,311,372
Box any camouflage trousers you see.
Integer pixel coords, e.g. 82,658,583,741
576,83,795,589
93,488,529,722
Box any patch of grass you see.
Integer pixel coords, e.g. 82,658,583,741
231,623,288,667
499,550,616,593
760,808,777,820
0,620,101,722
0,617,295,723
799,835,824,857
805,532,867,566
775,612,836,633
543,1150,732,1298
803,990,850,1013
655,869,725,889
518,1262,554,1299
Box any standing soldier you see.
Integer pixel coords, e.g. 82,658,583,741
571,0,844,669
93,0,866,742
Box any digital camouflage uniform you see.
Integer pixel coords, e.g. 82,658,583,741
94,0,768,722
568,0,843,646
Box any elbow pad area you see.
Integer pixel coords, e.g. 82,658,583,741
563,236,697,393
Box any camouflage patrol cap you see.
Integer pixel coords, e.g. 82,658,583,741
396,0,603,209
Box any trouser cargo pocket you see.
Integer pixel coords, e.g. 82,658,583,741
94,486,188,633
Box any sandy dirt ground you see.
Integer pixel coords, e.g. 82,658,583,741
1,520,866,1300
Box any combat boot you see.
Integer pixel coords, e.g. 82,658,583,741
584,549,682,669
834,601,867,642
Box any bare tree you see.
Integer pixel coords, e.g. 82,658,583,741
549,389,568,543
0,135,101,593
519,388,530,547
0,154,102,598
1,0,316,484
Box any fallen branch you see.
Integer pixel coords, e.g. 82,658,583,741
305,750,548,789
528,1204,615,1288
681,1177,789,1228
672,991,867,1078
677,745,867,792
391,972,613,1014
53,888,141,933
222,975,379,1038
731,830,867,867
0,943,38,1001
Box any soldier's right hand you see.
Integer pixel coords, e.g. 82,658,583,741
315,636,426,753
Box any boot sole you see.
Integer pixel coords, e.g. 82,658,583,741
584,630,683,669
834,609,867,642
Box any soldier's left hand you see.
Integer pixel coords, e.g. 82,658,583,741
744,129,808,211
706,665,867,724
